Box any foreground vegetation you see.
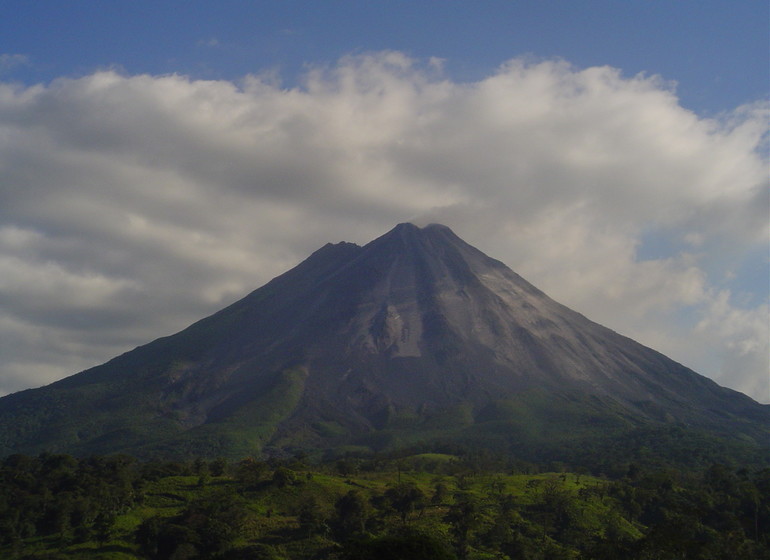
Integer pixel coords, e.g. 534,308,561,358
1,451,768,559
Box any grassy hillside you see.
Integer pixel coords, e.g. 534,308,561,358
2,453,768,559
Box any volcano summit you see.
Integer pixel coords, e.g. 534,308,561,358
0,223,767,463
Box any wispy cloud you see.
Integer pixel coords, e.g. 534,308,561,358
0,53,767,402
0,53,29,73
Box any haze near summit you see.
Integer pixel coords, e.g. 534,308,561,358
0,2,767,403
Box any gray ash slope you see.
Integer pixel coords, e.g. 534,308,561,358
0,223,767,459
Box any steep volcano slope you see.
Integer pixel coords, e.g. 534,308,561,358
0,223,766,459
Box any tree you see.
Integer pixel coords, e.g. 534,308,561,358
431,480,449,505
332,490,371,540
235,458,268,488
93,511,114,546
444,493,481,560
297,496,326,537
534,476,579,541
181,489,247,557
383,483,425,526
209,458,228,477
271,466,298,488
341,528,457,560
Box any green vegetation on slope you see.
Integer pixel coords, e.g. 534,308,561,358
1,452,768,559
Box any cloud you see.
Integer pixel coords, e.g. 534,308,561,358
0,53,29,74
0,53,767,402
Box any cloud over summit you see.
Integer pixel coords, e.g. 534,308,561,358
0,53,767,401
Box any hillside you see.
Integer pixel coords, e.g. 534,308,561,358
2,453,768,559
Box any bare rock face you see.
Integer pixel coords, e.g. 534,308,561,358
0,223,767,459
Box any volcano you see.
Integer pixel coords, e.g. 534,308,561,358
0,223,767,463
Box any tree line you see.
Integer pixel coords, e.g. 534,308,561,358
0,452,768,559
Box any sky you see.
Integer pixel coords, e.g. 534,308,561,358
0,1,768,403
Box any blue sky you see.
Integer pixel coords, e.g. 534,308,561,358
0,1,768,402
4,0,768,114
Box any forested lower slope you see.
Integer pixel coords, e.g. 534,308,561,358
1,452,768,559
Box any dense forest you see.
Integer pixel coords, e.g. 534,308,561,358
0,450,768,559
